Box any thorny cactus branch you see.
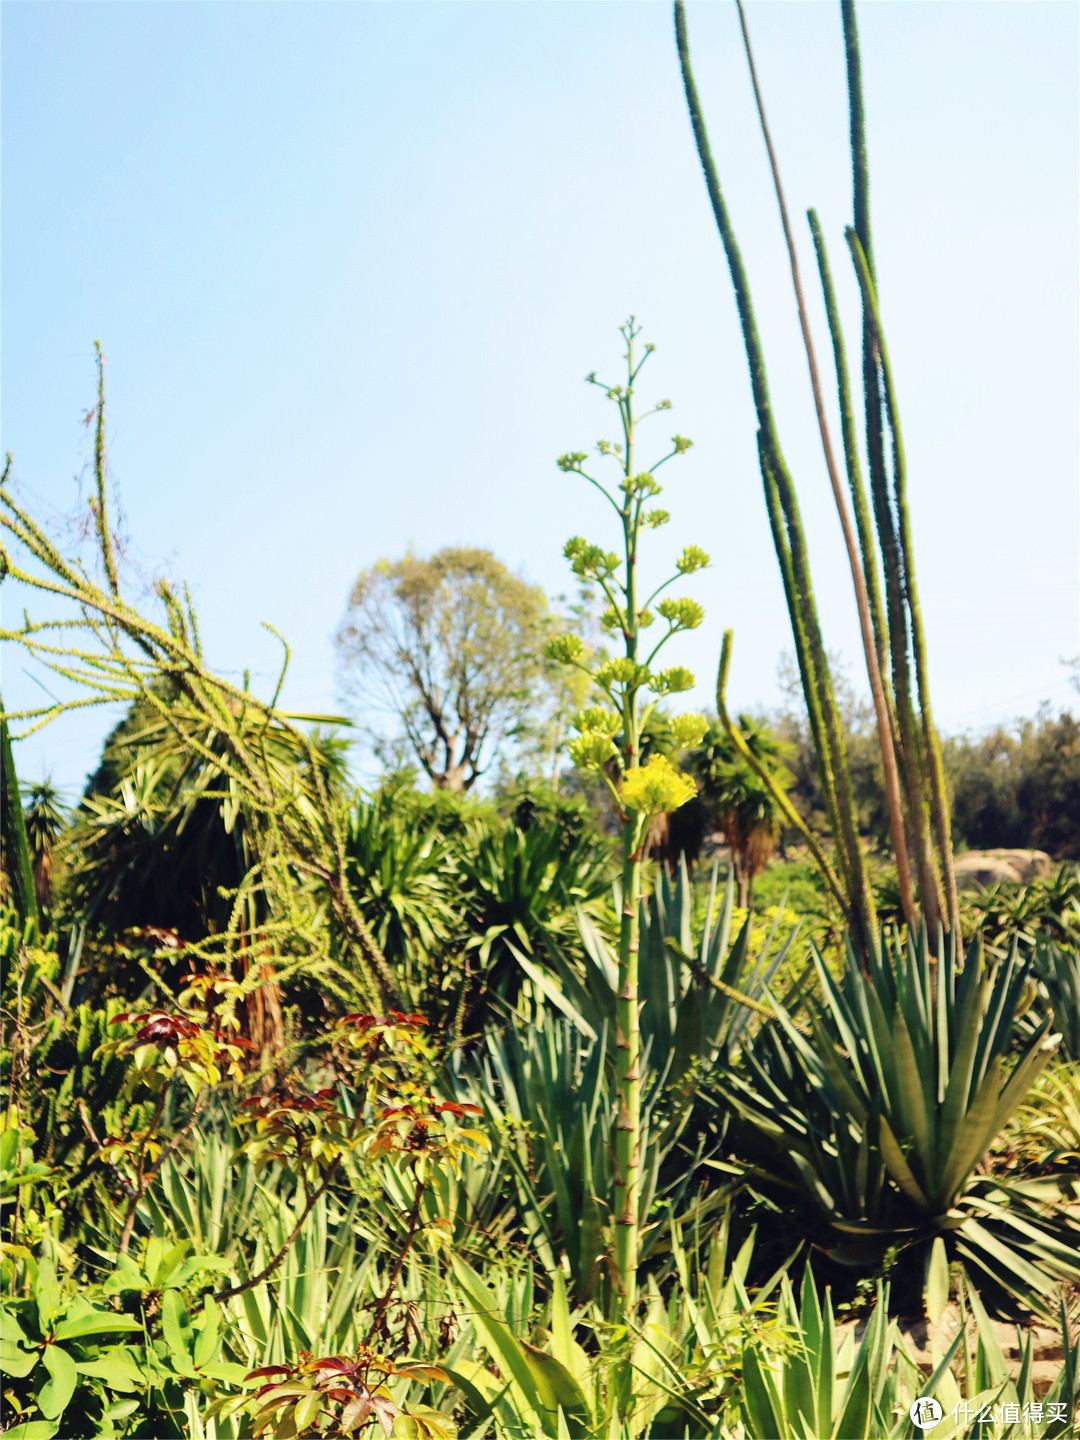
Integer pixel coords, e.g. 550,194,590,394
1,356,398,1010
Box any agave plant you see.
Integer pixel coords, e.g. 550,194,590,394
735,1269,1080,1440
456,862,791,1307
539,859,792,1083
444,1214,781,1439
718,928,1080,1315
1031,941,1080,1063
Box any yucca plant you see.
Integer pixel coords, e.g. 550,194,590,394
342,790,464,1024
456,815,614,1029
719,929,1080,1315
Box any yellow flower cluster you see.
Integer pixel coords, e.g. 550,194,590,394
620,754,696,817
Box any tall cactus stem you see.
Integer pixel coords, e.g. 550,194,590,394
807,209,888,674
675,0,880,956
845,235,959,937
1,694,39,934
734,0,913,932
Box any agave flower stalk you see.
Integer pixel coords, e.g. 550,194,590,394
548,318,708,1309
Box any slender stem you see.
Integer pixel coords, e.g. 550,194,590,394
675,0,877,959
846,234,959,938
839,3,952,939
214,1155,342,1303
365,1170,426,1344
757,442,851,906
807,211,889,675
91,342,120,599
841,0,875,284
613,331,642,1312
118,1086,169,1257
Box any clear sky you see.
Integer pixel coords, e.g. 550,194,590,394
3,0,1078,797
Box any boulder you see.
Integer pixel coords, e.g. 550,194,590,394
954,849,1052,889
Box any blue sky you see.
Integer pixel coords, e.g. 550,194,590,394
3,0,1077,796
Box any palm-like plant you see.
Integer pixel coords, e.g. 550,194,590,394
342,789,463,1021
692,720,791,909
21,779,66,914
456,817,614,1030
460,862,792,1308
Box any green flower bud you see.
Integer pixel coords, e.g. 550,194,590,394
595,657,651,690
657,597,705,630
547,633,584,665
650,666,695,695
645,509,670,529
636,608,655,629
671,434,693,454
557,453,588,472
676,545,710,574
569,730,618,771
572,706,620,736
670,712,708,750
600,606,623,632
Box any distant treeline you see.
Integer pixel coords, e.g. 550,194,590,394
772,689,1080,861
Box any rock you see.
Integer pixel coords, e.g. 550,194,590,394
954,849,1052,889
840,1305,1074,1395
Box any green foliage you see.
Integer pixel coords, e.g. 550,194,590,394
733,1270,1080,1440
997,1062,1080,1176
1031,941,1080,1062
1,693,38,932
688,719,792,906
963,866,1080,959
718,929,1080,1316
0,1236,240,1440
339,780,616,1038
444,1218,779,1439
342,788,463,1019
460,863,790,1309
455,813,614,1032
945,710,1080,859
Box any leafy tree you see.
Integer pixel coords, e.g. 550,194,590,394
336,547,551,792
944,708,1080,859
